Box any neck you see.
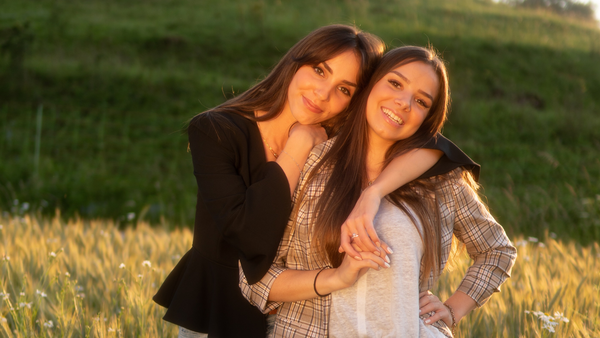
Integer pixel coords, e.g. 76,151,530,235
255,106,297,153
365,134,395,185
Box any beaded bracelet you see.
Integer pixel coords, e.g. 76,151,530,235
313,267,331,297
443,302,457,335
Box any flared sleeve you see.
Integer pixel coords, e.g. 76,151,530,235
189,112,292,284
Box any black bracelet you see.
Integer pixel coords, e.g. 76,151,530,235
313,267,331,297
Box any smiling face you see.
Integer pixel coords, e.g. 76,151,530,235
365,61,439,148
284,50,361,125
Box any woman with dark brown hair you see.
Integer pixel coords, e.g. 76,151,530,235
240,46,516,337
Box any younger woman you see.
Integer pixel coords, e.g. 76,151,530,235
240,46,516,337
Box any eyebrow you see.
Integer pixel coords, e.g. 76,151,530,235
390,70,434,101
322,61,358,87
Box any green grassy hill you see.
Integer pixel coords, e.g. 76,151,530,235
1,0,599,242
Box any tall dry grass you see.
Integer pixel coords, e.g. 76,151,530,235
0,213,598,337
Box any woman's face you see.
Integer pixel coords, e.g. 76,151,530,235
285,50,361,125
365,61,439,147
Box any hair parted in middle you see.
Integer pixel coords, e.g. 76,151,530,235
210,24,385,132
294,45,455,283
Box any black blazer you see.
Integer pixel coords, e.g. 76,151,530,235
153,110,479,337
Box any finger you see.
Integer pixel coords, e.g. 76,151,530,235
378,240,394,255
422,308,448,325
351,243,362,252
353,218,379,255
357,251,390,269
419,291,432,299
340,223,362,260
419,302,443,316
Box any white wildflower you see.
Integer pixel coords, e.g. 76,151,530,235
36,290,47,298
0,225,3,230
19,302,32,309
75,285,84,292
77,293,85,298
49,252,57,258
93,316,100,322
119,263,126,269
142,260,151,268
127,212,136,221
528,236,538,243
538,242,546,248
138,274,143,279
549,232,557,238
43,320,54,328
1,292,9,300
21,202,29,212
2,255,9,261
65,272,70,277
515,240,528,247
171,254,181,260
20,292,25,296
1,316,6,323
108,327,115,333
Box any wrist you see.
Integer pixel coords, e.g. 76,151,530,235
362,183,385,199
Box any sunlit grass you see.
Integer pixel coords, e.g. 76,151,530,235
0,212,598,337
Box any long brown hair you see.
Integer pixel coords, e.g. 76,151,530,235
205,24,385,133
295,46,452,283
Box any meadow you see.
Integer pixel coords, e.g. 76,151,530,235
1,0,599,243
0,212,598,337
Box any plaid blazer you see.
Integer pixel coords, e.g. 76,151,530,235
240,138,517,337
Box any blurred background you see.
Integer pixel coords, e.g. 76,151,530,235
1,0,599,243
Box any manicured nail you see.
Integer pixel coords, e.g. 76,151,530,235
386,247,394,254
384,255,390,263
419,309,422,314
373,250,381,256
384,262,390,268
425,319,430,324
354,256,362,261
376,241,381,247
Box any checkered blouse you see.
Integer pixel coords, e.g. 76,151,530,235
239,139,517,337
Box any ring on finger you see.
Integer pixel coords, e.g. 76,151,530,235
351,233,359,239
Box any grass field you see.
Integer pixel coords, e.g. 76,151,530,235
0,212,598,337
1,0,599,243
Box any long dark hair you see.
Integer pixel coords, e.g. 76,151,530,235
203,24,385,132
295,46,452,283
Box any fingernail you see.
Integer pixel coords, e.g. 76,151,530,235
354,256,362,261
377,266,381,271
384,255,390,263
419,309,422,314
386,247,394,254
376,241,381,247
373,250,381,256
384,262,390,268
425,319,430,324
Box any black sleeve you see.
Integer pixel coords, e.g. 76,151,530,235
419,133,480,182
189,113,292,284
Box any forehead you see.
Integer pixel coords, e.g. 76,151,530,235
322,50,361,80
387,61,439,95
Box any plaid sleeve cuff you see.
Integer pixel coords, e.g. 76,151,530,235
239,262,286,314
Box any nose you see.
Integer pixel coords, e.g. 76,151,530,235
314,83,332,102
394,95,411,111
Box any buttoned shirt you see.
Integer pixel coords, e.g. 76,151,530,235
239,138,517,337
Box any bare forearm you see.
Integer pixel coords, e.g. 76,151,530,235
369,148,443,197
268,269,342,302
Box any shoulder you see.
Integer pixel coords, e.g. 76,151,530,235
189,110,255,143
303,137,336,173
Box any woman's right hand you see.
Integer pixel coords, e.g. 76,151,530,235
332,251,389,289
288,123,328,150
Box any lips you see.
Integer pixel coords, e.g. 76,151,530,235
302,96,324,114
381,107,404,125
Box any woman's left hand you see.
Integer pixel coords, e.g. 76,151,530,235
419,291,452,328
339,186,392,259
